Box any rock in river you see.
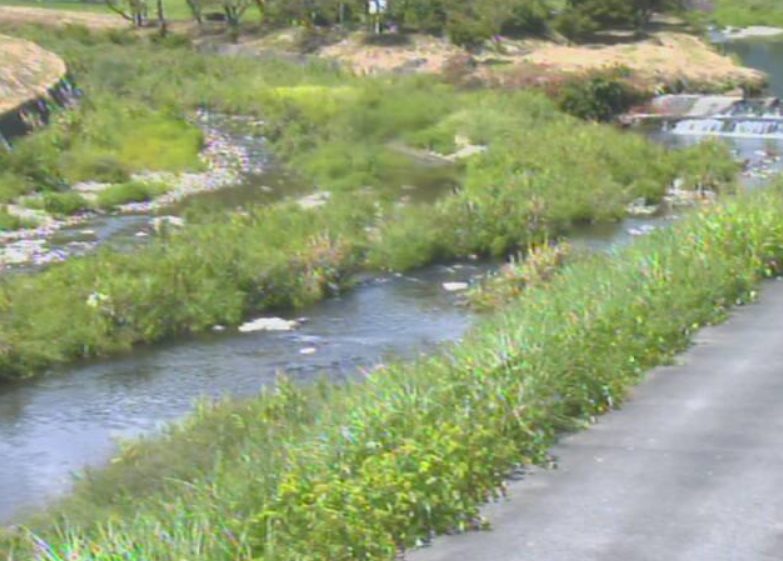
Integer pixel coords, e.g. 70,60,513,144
238,317,299,333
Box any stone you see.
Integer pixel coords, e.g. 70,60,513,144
238,317,299,333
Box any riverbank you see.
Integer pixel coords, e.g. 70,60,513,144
4,187,783,560
0,111,261,268
711,0,783,29
0,33,65,116
0,25,740,381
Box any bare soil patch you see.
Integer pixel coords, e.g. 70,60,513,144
0,5,123,29
311,30,763,92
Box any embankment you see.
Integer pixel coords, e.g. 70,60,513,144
0,34,75,144
4,187,783,560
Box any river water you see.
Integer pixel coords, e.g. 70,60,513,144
1,34,782,523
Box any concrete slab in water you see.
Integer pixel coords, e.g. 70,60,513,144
409,281,783,561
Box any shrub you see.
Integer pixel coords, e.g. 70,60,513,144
96,181,170,210
41,191,91,216
0,206,23,231
556,70,644,121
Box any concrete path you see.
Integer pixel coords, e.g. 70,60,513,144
409,282,783,561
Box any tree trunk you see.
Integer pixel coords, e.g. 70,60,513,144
156,0,167,36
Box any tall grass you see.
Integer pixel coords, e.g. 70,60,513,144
4,187,783,560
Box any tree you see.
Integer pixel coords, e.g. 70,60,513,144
105,0,148,26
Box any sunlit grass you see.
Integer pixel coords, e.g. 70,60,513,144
4,187,783,560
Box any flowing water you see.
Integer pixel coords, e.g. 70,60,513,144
1,34,782,524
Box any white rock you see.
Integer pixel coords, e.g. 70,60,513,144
297,191,332,210
150,215,185,231
442,282,469,292
238,317,299,333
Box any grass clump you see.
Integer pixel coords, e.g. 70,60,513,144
95,181,170,210
468,241,572,310
0,206,24,231
4,188,783,560
40,190,91,215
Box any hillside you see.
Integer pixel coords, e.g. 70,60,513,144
0,32,67,114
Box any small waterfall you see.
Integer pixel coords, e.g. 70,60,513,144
671,117,783,139
671,119,726,135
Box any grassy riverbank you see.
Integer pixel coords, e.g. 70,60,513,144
712,0,783,28
0,25,739,379
4,187,783,560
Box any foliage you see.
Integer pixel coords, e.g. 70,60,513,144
5,189,783,560
0,206,25,231
0,25,736,376
41,190,92,215
95,181,170,209
555,68,645,121
468,241,572,310
556,0,672,38
711,0,783,28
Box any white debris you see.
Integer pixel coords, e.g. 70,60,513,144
238,317,299,333
299,347,318,355
297,191,332,210
442,282,470,292
150,215,185,231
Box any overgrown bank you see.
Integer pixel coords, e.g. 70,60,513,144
3,187,783,560
0,25,738,380
711,0,783,28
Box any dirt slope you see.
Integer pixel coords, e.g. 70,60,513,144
0,33,67,114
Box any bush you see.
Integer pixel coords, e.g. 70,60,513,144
41,191,91,216
553,9,599,41
446,14,493,50
0,206,23,231
62,152,131,184
96,181,170,210
556,71,644,121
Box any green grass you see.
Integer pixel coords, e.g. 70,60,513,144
40,190,91,215
95,180,169,209
0,0,194,20
4,187,783,561
712,0,783,28
0,206,24,230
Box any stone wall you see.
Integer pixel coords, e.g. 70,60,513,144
0,76,80,147
0,35,76,148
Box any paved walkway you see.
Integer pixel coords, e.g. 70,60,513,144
410,282,783,561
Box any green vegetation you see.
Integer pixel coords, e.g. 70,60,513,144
712,0,783,28
4,188,783,560
467,241,572,310
0,105,202,203
0,25,738,379
1,0,694,41
0,206,26,230
40,190,91,215
95,180,170,209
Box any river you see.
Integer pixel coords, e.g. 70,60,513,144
1,33,782,524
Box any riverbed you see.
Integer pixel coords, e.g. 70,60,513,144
1,33,782,524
